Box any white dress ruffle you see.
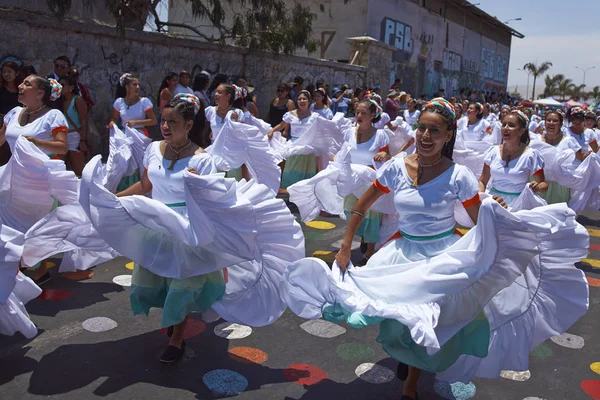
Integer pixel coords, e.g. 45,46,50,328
0,272,41,339
281,113,349,159
206,118,281,194
80,155,305,326
452,136,494,179
385,117,414,156
281,198,588,355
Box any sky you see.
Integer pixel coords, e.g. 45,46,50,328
475,0,600,96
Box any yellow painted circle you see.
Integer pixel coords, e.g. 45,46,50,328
312,250,336,262
305,221,336,230
125,262,135,270
591,362,600,375
45,261,56,269
456,228,470,236
588,228,600,237
583,258,600,269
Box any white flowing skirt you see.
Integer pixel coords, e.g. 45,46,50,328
0,272,41,339
281,198,588,366
80,155,305,326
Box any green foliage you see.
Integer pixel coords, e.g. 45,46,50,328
46,0,317,54
523,61,552,100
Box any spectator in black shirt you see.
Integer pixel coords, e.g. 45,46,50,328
0,61,22,165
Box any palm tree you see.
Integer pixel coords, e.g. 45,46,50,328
570,84,587,101
542,73,564,98
523,61,553,99
589,86,600,99
557,78,574,101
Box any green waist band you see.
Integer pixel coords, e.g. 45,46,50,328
491,187,522,196
399,227,456,241
165,202,186,208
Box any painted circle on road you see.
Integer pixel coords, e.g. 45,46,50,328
550,332,585,349
434,380,476,399
228,346,268,364
312,250,336,263
331,239,361,250
355,363,395,384
300,319,346,338
583,259,600,268
214,322,252,339
283,363,328,386
38,289,71,301
530,344,553,359
337,343,374,362
112,275,132,287
587,277,600,287
203,369,248,396
591,363,600,375
500,370,531,381
125,262,135,270
82,317,118,332
581,380,600,399
305,221,336,230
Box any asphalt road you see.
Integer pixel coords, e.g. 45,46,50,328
1,208,599,400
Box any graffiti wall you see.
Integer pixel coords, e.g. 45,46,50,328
367,0,511,97
1,7,369,155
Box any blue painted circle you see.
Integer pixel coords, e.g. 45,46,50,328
202,369,248,396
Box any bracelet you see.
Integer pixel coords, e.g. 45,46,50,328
350,210,365,218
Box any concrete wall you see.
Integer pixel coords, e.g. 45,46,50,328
0,6,369,154
365,0,511,97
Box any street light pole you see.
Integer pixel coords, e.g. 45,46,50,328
575,66,596,87
503,17,522,24
517,68,531,100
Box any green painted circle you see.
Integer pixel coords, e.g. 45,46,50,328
337,343,374,362
530,343,553,359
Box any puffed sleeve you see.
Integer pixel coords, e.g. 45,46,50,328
528,148,545,177
204,106,215,123
378,113,391,126
44,109,69,136
143,142,155,170
2,106,19,127
557,136,581,153
483,145,497,167
375,129,390,152
141,97,154,113
282,112,294,124
374,158,401,193
324,108,334,120
189,153,218,175
113,98,122,114
454,165,480,207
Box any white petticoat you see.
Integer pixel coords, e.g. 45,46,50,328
206,117,281,194
280,113,349,159
281,198,588,358
452,137,494,179
80,155,305,326
0,272,41,339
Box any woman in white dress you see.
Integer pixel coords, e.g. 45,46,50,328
108,73,157,190
459,102,493,142
281,98,588,399
403,99,420,128
80,94,304,362
310,88,334,120
268,90,319,188
566,106,598,153
0,76,77,338
343,100,390,261
478,110,548,209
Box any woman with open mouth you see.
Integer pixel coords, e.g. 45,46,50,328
281,98,588,400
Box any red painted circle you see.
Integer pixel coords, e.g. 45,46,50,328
588,277,600,288
38,289,71,301
160,319,206,339
590,244,600,252
581,380,600,399
283,363,328,386
228,346,269,364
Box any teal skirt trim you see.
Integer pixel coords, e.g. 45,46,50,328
117,170,141,192
130,264,226,328
399,227,455,241
323,303,490,373
281,154,317,188
539,180,570,205
344,195,381,243
491,187,522,196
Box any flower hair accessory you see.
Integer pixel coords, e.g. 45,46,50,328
174,93,201,115
425,97,456,125
48,78,63,102
511,110,530,129
233,85,247,101
368,99,383,119
119,73,133,87
570,106,585,118
369,93,383,106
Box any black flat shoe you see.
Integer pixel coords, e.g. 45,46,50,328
160,340,186,363
33,272,51,286
166,326,174,337
397,362,408,380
